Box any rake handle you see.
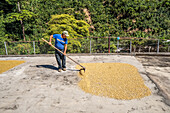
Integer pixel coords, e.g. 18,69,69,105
41,38,85,69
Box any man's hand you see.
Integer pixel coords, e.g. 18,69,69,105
63,51,66,56
49,42,52,46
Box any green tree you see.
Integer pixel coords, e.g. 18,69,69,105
43,14,90,53
2,0,35,41
0,15,7,42
0,0,170,54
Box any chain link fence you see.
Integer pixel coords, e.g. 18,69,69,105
0,37,170,55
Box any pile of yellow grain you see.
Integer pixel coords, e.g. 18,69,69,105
0,60,25,74
76,63,151,100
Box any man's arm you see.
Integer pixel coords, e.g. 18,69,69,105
64,44,67,55
49,35,53,45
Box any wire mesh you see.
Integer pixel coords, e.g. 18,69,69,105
0,38,169,55
6,42,34,55
0,42,5,55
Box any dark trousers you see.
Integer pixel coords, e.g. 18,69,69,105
55,49,66,69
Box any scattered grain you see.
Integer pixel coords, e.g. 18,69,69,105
0,60,25,74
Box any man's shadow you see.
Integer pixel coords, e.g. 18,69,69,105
36,65,80,72
36,65,59,71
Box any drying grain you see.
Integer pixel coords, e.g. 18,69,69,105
0,60,25,74
76,63,151,100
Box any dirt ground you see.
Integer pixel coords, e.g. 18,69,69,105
0,55,170,113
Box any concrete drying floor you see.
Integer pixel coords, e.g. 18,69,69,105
0,55,170,113
136,56,170,106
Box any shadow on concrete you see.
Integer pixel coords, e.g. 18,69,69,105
36,65,59,70
67,69,80,72
36,65,80,72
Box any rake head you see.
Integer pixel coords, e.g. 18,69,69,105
80,67,86,72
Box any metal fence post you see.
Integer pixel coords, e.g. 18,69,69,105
117,40,119,50
4,42,8,55
130,40,132,53
108,37,110,53
117,37,120,53
149,46,151,53
33,41,35,55
157,39,159,53
90,37,92,54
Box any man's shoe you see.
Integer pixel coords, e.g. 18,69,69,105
62,68,66,71
58,69,62,72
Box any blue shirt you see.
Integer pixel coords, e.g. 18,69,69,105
53,34,68,50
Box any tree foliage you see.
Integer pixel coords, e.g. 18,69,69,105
1,0,169,41
0,0,169,54
43,14,90,53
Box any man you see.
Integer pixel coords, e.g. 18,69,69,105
49,31,69,72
